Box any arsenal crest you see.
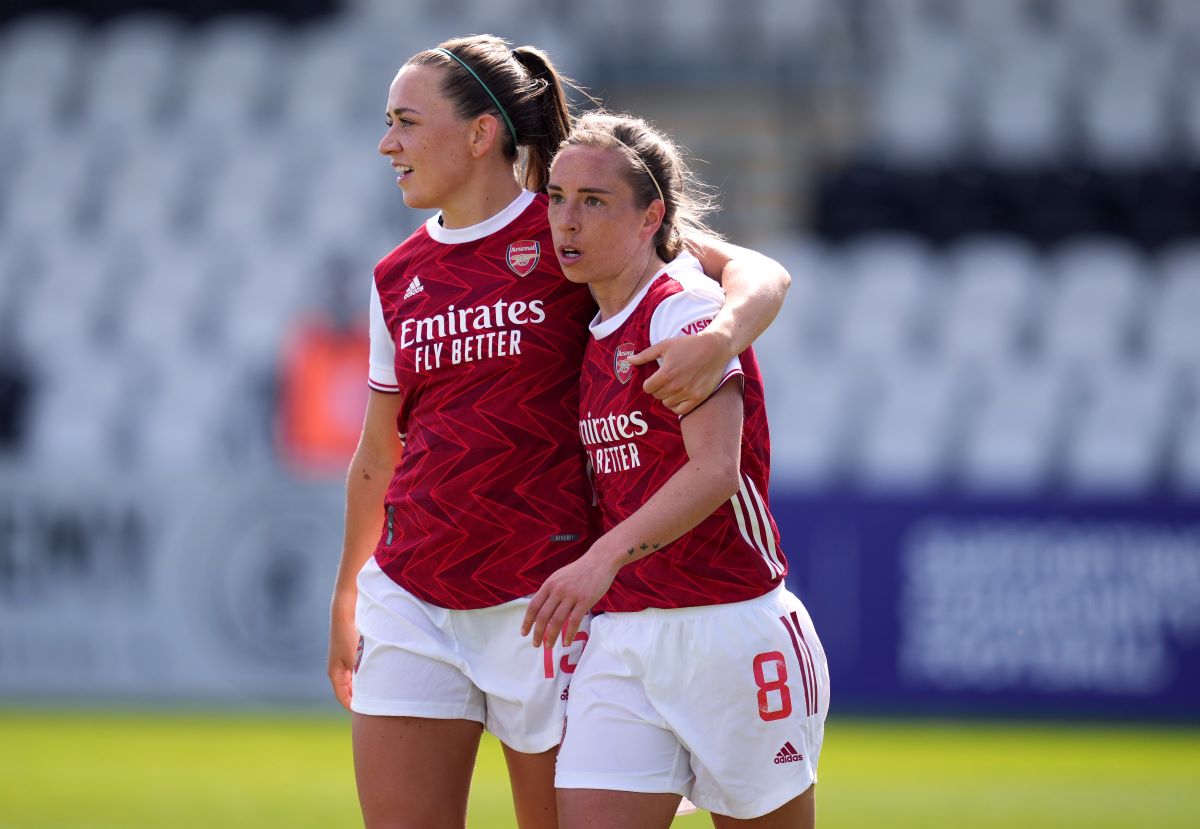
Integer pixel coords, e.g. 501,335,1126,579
506,240,540,276
613,342,637,384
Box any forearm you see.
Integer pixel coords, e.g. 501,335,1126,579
710,253,789,356
522,457,736,646
331,448,395,617
589,458,737,573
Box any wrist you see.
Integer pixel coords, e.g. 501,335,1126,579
330,587,357,620
590,538,635,575
703,320,737,358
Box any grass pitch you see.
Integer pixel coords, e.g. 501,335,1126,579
0,709,1196,828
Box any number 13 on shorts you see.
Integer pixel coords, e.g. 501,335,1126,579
543,631,589,678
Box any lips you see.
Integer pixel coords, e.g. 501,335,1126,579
558,245,581,262
392,163,413,182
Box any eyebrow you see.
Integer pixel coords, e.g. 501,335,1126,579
388,106,421,117
546,184,614,194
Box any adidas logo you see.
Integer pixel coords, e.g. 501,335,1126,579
774,742,804,764
403,276,425,300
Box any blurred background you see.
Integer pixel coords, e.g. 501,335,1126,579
1,0,1199,826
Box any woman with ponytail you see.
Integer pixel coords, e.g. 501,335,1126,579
326,35,793,828
525,111,828,829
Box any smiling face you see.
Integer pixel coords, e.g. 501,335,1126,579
378,64,478,212
547,144,664,290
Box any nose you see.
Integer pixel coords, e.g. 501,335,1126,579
379,125,400,156
554,202,579,233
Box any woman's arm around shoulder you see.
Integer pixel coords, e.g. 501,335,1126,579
631,234,790,415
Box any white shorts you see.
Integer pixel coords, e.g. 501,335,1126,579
353,556,589,754
556,585,829,820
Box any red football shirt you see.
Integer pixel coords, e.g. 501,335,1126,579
580,254,786,611
368,191,598,608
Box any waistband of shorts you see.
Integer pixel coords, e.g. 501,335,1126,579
603,582,786,620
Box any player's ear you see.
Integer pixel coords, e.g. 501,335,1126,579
641,199,665,240
469,113,502,158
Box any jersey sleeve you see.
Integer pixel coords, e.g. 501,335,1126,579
368,279,400,393
648,282,742,389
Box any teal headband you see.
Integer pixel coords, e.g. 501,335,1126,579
436,47,519,145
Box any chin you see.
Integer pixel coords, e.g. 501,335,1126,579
555,262,593,284
400,187,434,210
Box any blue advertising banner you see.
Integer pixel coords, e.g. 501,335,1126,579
774,492,1200,720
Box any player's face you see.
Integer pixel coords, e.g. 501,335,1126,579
379,65,476,210
547,145,660,286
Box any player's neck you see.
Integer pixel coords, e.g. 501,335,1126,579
439,171,524,230
593,249,665,321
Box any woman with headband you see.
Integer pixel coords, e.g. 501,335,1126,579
524,111,829,828
325,35,794,828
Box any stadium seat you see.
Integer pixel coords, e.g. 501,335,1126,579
134,355,248,470
83,14,180,132
1173,382,1200,493
958,358,1074,493
947,0,1035,38
867,69,968,166
2,136,89,236
14,233,111,363
1039,237,1146,369
119,238,210,356
756,0,834,60
765,354,867,490
195,134,293,239
939,236,1041,365
755,235,833,353
1146,242,1200,374
833,234,938,362
94,131,190,237
1079,69,1172,168
852,355,970,492
1159,0,1200,41
25,351,129,467
279,19,381,131
1181,83,1200,162
1053,0,1139,48
1063,361,1177,494
177,16,280,131
974,42,1072,166
0,14,81,128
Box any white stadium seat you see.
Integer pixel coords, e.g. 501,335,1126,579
1173,376,1200,493
834,234,939,362
178,17,279,131
84,14,181,132
1063,361,1178,494
852,356,970,492
975,48,1072,166
940,236,1041,365
0,15,81,127
1146,243,1200,373
958,359,1074,493
1039,237,1147,370
766,354,869,490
